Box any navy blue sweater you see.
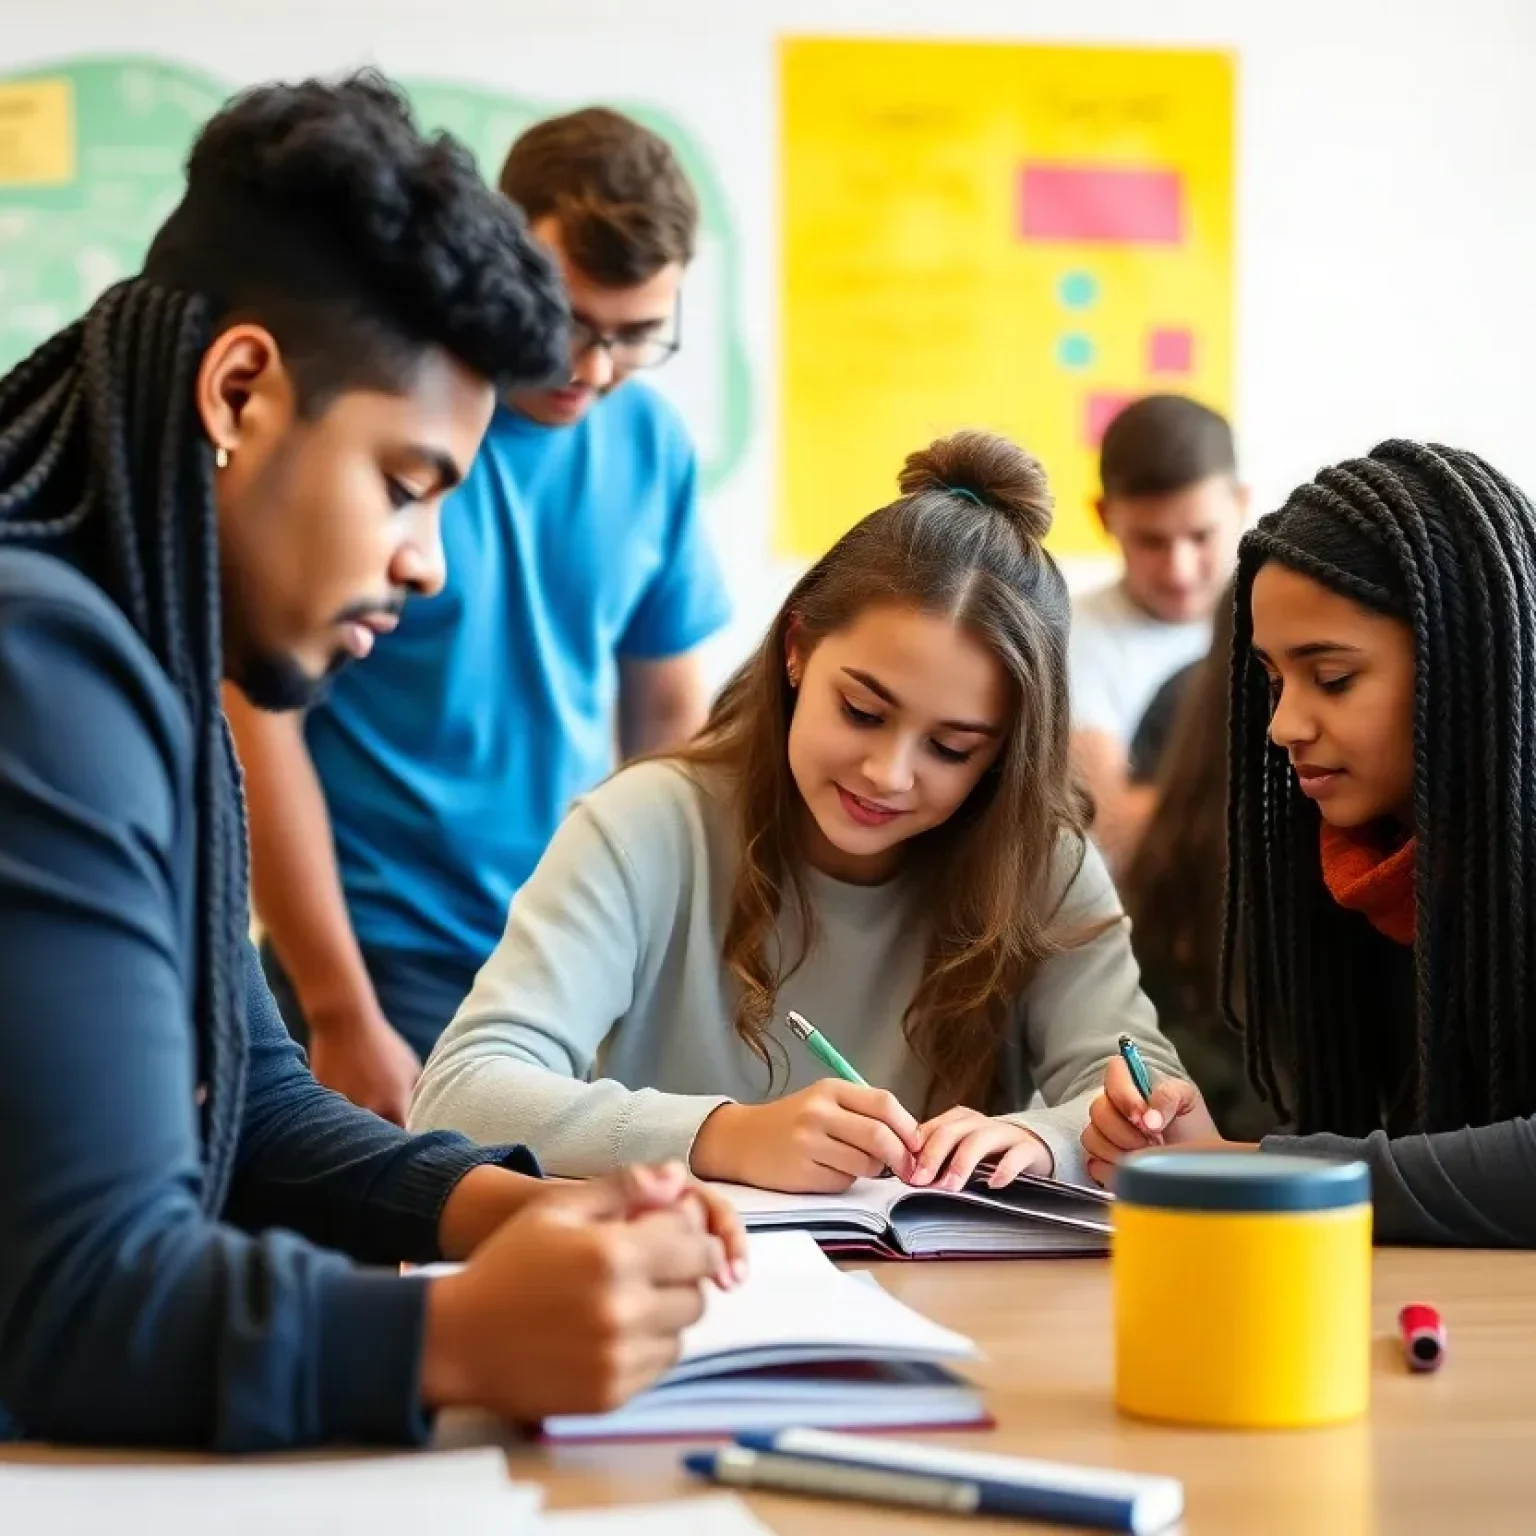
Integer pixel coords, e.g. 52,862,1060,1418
0,549,536,1450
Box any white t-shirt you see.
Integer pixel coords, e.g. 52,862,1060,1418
1068,580,1212,746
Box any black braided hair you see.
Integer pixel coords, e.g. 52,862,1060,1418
1220,440,1536,1138
0,73,568,1205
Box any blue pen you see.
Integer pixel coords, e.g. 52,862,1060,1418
685,1431,1184,1533
1117,1033,1154,1103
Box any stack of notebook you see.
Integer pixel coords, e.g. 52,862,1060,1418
541,1231,988,1441
711,1168,1114,1259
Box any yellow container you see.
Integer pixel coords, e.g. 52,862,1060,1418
1113,1149,1372,1429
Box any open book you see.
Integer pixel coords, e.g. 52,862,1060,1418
541,1231,987,1441
711,1168,1113,1259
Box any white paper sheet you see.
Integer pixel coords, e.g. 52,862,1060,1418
0,1447,542,1536
540,1494,777,1533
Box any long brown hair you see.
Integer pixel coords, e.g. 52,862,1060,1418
674,430,1090,1113
1122,585,1236,1019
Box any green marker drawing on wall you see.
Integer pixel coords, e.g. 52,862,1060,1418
0,56,752,494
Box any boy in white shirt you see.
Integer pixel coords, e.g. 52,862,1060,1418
1069,394,1247,868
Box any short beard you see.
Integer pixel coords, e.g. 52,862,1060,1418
230,644,350,713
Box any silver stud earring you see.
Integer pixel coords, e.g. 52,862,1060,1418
214,445,230,470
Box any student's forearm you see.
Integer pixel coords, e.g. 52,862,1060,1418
1100,782,1157,866
617,654,710,760
620,703,700,759
1072,729,1156,870
403,791,720,1173
1002,1093,1098,1184
409,1046,728,1178
1264,1116,1536,1247
223,685,378,1024
229,940,543,1261
434,1164,553,1259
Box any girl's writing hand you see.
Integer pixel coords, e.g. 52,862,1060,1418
1082,1056,1221,1186
909,1106,1053,1191
690,1081,924,1193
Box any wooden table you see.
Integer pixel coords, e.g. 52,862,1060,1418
519,1249,1536,1534
6,1250,1533,1531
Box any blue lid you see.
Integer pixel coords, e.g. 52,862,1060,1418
1115,1150,1370,1213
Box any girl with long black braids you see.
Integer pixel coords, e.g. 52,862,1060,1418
1084,440,1536,1246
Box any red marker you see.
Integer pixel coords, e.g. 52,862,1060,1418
1399,1303,1446,1372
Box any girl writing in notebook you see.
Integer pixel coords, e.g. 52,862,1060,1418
409,430,1183,1192
1084,441,1536,1245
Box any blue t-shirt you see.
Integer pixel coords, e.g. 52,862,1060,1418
304,384,730,967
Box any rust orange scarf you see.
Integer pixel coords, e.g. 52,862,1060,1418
1319,822,1416,946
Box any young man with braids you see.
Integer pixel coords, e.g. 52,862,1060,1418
228,108,730,1125
0,73,745,1452
1084,440,1536,1247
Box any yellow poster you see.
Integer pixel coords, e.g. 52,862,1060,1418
0,78,76,187
778,38,1234,560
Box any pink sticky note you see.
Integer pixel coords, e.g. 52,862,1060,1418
1148,327,1194,374
1084,392,1138,448
1020,165,1184,245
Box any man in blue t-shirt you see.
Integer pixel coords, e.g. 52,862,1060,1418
228,108,731,1123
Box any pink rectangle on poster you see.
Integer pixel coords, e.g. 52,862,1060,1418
1148,326,1195,374
1084,392,1138,448
1020,165,1184,245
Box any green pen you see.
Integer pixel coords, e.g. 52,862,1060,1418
1117,1033,1155,1104
787,1010,868,1086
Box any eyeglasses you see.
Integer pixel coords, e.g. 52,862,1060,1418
569,297,682,371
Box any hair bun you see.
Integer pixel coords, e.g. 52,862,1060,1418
898,429,1054,541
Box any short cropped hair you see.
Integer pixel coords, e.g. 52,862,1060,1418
1100,394,1237,499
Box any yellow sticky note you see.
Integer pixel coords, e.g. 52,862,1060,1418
0,78,77,188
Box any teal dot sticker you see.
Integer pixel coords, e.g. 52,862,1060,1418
1057,333,1094,370
1059,271,1098,309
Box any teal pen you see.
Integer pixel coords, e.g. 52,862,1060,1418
787,1010,868,1086
1117,1033,1154,1103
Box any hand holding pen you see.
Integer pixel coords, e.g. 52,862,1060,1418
689,1011,924,1193
1080,1035,1225,1188
789,1010,1052,1190
691,1010,1051,1194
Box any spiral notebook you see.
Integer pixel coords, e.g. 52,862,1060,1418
712,1168,1113,1259
540,1231,988,1442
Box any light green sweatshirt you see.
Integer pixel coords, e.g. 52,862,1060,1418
408,760,1185,1185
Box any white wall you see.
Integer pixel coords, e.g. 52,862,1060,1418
6,0,1536,685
